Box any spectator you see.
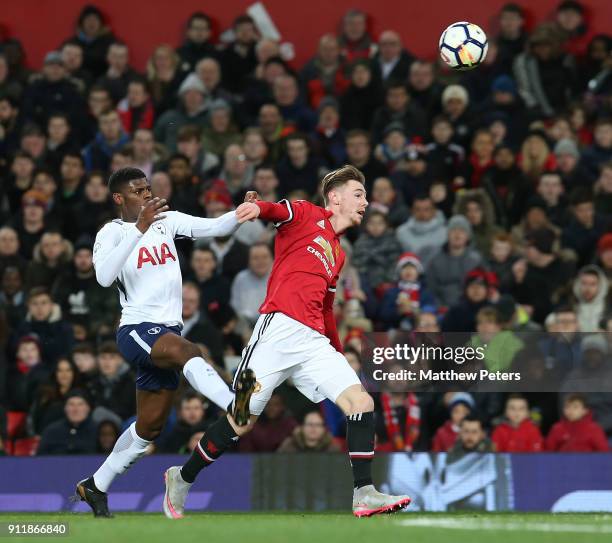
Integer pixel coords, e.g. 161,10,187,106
491,395,544,452
310,97,347,169
276,133,323,197
487,232,519,291
535,172,570,228
89,341,135,421
556,0,592,58
201,99,242,159
14,287,74,365
345,130,387,189
570,265,610,332
374,122,409,174
147,44,182,116
373,30,413,85
379,252,436,331
408,61,444,122
546,393,609,451
154,73,209,152
21,51,86,133
248,165,280,204
68,5,115,79
71,342,99,387
176,125,220,181
441,84,473,149
510,228,574,323
83,110,130,172
424,115,464,183
353,210,402,291
117,77,155,135
0,95,22,158
7,151,35,211
181,282,224,365
31,170,61,228
518,129,557,183
230,243,273,328
442,267,493,332
258,103,293,163
82,85,113,144
368,176,409,228
594,161,612,214
340,59,383,132
60,40,93,91
242,128,269,169
300,34,349,109
581,118,612,183
160,391,211,453
454,189,502,256
273,74,316,133
496,3,528,74
7,335,50,411
0,266,26,329
20,124,47,166
577,34,612,92
37,390,97,455
396,195,447,267
219,144,253,196
97,420,120,454
0,226,27,276
371,82,428,144
337,9,373,63
11,190,49,260
45,114,77,176
52,237,118,340
239,393,297,452
539,307,581,376
597,233,612,280
176,12,217,74
165,153,200,215
30,357,82,434
187,247,231,316
278,410,341,452
219,15,258,94
514,23,577,118
469,306,524,372
447,415,494,461
128,128,164,180
24,230,71,290
68,172,114,241
562,188,608,267
427,215,482,308
96,42,139,104
432,392,475,452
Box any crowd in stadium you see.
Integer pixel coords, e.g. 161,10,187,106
0,1,611,457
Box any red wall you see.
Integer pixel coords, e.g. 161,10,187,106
3,0,612,71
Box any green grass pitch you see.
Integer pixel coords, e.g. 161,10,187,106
2,513,612,543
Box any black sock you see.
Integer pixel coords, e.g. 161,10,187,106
180,416,238,483
346,412,375,489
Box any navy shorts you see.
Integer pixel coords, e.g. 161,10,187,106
116,322,182,391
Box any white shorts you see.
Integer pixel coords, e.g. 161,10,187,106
233,312,361,416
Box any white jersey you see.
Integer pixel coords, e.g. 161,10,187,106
92,210,238,328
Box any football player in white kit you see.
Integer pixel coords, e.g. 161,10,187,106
75,167,257,517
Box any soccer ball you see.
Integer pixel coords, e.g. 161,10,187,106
439,22,488,71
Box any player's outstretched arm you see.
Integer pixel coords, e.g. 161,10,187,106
93,198,168,287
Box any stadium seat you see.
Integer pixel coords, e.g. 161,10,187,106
12,436,40,456
7,411,27,439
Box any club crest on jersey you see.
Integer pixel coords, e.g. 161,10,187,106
152,222,167,235
313,235,335,266
137,243,176,268
147,327,162,335
316,219,325,229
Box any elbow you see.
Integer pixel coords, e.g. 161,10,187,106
95,269,114,288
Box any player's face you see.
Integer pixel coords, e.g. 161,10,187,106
333,180,368,226
115,178,152,217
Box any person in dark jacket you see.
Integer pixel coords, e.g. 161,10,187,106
37,390,97,455
447,415,494,462
7,335,50,411
187,247,231,319
580,118,612,181
176,12,218,74
68,5,115,79
82,110,130,172
340,59,384,132
159,391,210,453
276,133,323,198
66,172,114,242
371,31,413,85
88,341,135,421
495,3,528,75
278,411,341,452
13,287,74,365
310,97,347,169
95,42,140,104
219,15,258,94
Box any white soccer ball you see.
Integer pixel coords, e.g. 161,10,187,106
439,21,488,71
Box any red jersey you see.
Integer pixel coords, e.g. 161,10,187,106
256,199,344,351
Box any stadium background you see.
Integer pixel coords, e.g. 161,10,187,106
1,0,612,515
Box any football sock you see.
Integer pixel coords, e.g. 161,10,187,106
180,416,238,484
346,412,375,489
183,357,234,410
93,422,151,492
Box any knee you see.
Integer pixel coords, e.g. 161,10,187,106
177,343,202,367
136,421,164,441
350,393,374,414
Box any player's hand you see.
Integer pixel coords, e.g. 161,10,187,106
235,202,261,223
136,197,169,233
244,190,259,203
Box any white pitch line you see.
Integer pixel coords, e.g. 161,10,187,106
398,517,612,534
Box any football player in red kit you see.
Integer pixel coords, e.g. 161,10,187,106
163,165,411,518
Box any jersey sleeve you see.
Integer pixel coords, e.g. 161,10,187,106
166,210,239,239
92,222,143,287
256,199,309,229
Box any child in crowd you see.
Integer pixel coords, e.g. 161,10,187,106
492,394,544,452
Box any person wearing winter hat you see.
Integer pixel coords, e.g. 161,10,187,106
426,214,482,308
554,137,593,192
441,267,492,333
432,392,475,452
379,252,436,330
154,73,209,151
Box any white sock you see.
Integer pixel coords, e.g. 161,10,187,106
93,422,150,493
183,356,234,410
